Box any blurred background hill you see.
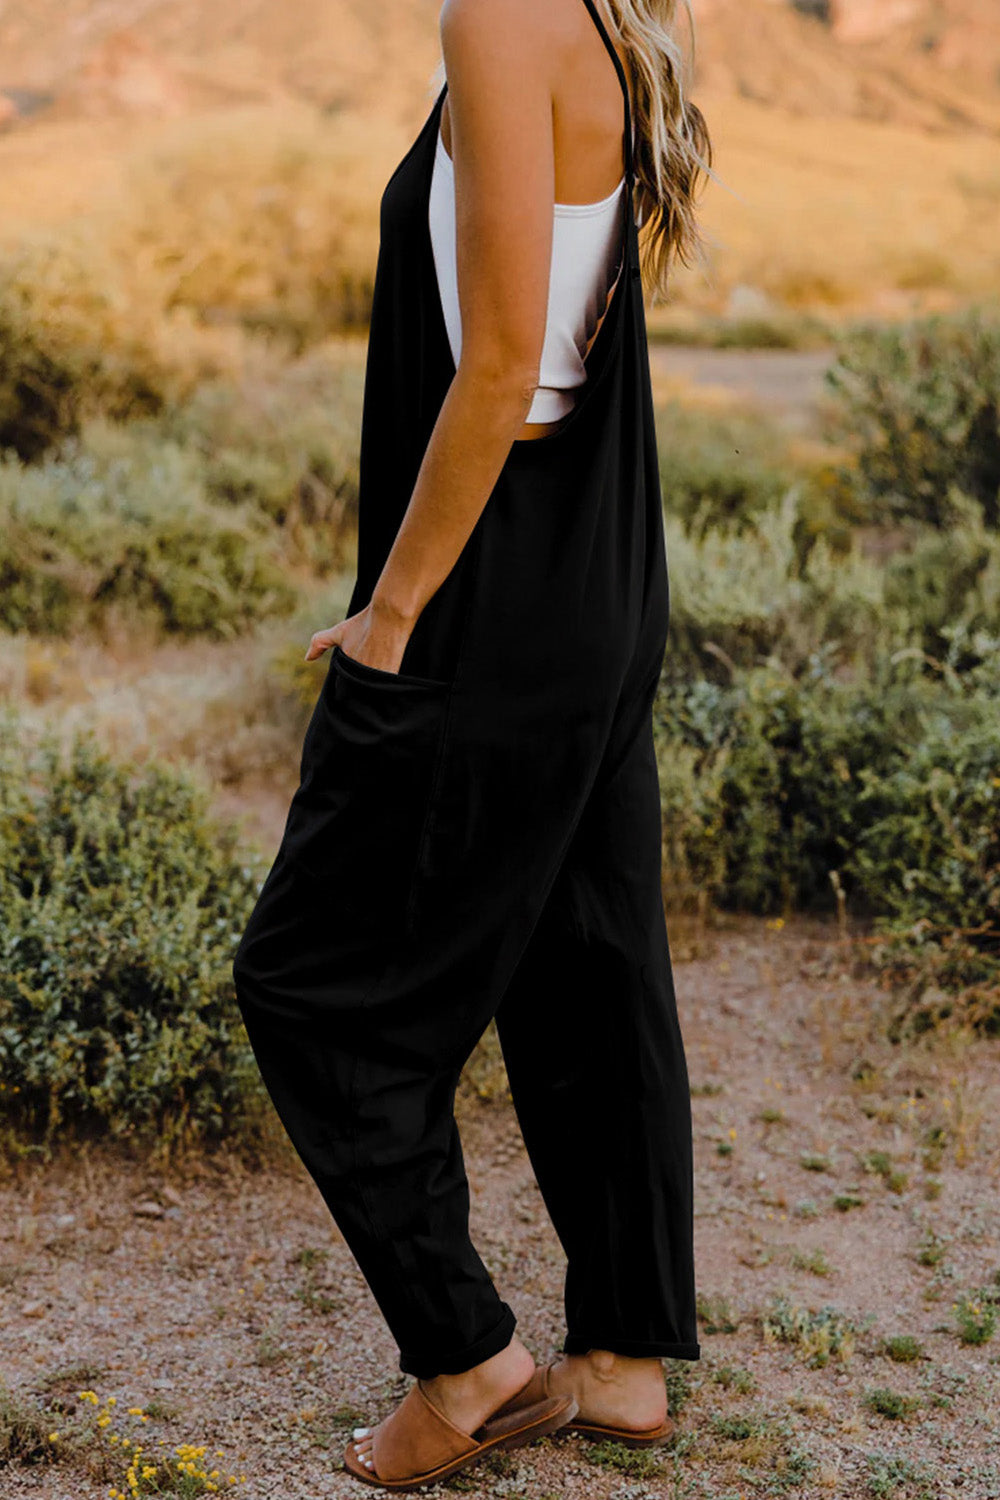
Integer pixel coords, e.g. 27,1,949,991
0,0,998,320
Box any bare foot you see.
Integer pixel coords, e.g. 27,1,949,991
351,1334,536,1475
547,1349,668,1432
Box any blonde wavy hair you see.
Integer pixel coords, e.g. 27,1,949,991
430,0,712,303
600,0,713,301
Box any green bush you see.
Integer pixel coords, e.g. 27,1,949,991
657,399,799,536
0,717,264,1146
825,307,1000,529
657,657,906,914
663,484,1000,680
654,639,1000,963
0,423,299,637
0,236,177,463
663,488,886,677
158,342,365,574
882,490,1000,657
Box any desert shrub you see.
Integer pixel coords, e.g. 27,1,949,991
0,717,264,1146
825,307,1000,529
0,230,250,464
0,104,396,462
663,482,1000,680
663,489,887,677
158,341,366,573
850,690,1000,939
655,658,908,915
0,237,169,462
0,424,299,637
760,1295,857,1367
109,108,397,349
881,490,1000,657
657,399,799,536
655,732,729,913
655,637,1000,931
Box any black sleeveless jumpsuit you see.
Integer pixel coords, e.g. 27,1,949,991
233,0,700,1380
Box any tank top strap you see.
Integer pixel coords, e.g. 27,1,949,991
576,0,635,187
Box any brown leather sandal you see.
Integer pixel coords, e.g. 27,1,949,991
493,1359,676,1450
343,1375,578,1491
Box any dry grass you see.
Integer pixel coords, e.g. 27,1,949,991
663,88,1000,318
0,103,410,363
0,583,355,857
0,75,997,346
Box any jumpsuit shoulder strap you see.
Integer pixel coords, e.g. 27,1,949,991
434,0,635,187
576,0,635,186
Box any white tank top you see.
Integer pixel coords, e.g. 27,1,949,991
428,117,630,423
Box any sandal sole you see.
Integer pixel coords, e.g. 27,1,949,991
557,1415,676,1449
343,1394,578,1491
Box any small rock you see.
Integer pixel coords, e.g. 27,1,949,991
55,1214,76,1230
22,1300,46,1318
133,1200,165,1220
160,1184,183,1208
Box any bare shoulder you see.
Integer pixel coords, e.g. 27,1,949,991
440,0,562,65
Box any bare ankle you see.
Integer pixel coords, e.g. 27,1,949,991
582,1349,664,1381
585,1348,619,1381
425,1335,533,1396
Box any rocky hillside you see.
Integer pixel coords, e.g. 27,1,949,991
695,0,1000,133
0,0,997,133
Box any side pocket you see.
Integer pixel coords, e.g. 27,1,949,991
280,648,450,941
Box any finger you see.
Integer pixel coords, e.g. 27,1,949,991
304,625,344,662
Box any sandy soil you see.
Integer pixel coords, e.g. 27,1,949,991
3,915,1000,1499
647,346,838,435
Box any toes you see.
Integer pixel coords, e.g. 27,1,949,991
351,1428,375,1470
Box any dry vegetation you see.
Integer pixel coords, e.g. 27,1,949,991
1,0,999,329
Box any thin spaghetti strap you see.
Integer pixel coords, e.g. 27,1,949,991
435,0,638,272
576,0,635,184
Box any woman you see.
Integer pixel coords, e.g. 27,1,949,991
232,0,711,1488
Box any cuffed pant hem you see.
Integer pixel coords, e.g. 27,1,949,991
562,1334,701,1362
398,1302,518,1379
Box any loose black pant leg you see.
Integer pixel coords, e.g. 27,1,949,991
233,844,521,1379
495,674,700,1362
231,657,529,1380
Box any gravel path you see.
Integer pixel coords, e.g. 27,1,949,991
647,345,838,434
3,915,1000,1498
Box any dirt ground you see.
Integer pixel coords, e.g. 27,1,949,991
3,914,1000,1499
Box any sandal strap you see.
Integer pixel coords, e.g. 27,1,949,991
488,1360,557,1419
371,1380,479,1483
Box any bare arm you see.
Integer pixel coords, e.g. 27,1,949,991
306,0,556,669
